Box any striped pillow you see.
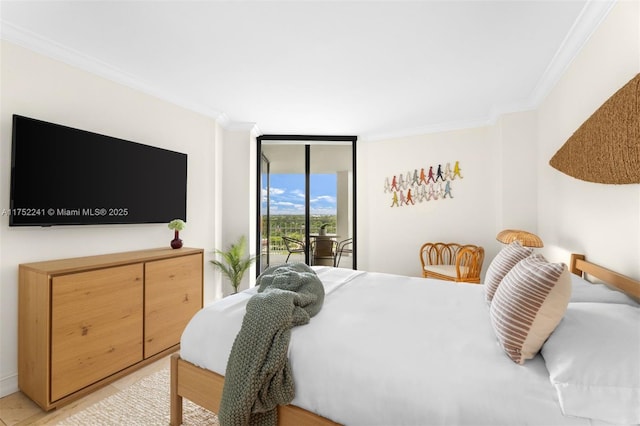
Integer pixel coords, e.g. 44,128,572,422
483,241,532,303
489,254,571,364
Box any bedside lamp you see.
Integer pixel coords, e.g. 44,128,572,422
496,229,544,248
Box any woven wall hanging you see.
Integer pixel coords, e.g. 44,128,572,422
549,73,639,184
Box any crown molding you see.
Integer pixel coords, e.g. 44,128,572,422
2,0,615,143
528,0,616,107
360,116,492,142
223,121,261,136
215,113,231,129
1,20,224,121
364,0,616,143
216,114,261,136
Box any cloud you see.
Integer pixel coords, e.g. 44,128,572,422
270,201,305,214
273,201,299,207
291,189,305,198
311,195,336,203
269,187,286,195
262,175,337,215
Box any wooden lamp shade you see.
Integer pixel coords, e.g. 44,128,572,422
496,229,544,248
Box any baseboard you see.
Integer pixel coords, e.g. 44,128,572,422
0,373,19,398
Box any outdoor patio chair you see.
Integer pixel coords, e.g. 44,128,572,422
334,238,353,267
282,236,306,262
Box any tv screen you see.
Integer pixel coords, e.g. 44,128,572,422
9,115,187,226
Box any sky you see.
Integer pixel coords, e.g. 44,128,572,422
262,174,336,215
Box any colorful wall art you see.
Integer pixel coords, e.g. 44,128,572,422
384,161,463,207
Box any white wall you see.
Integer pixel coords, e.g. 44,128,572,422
216,125,258,297
494,111,538,232
0,41,218,396
358,124,524,277
358,1,639,281
537,0,640,280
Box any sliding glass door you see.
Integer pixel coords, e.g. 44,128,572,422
257,136,356,274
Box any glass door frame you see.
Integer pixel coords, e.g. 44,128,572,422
260,152,271,269
256,134,357,274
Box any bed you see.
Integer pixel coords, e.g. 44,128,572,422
170,252,640,426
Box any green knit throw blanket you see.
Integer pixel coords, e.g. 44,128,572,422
218,263,325,426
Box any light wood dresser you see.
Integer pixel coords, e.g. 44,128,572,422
18,247,203,411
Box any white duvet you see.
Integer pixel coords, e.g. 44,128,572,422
180,267,600,426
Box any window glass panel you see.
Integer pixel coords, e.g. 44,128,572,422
258,138,355,272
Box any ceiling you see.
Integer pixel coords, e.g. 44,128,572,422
0,1,614,140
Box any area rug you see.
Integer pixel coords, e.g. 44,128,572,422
57,368,219,425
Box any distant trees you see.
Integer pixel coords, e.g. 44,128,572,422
262,214,337,251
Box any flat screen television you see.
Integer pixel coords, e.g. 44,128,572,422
9,115,187,226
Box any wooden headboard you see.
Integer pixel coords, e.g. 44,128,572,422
570,253,640,300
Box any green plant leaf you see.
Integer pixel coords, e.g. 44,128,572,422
210,235,256,293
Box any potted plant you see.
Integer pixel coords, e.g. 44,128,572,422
210,235,256,294
168,219,185,249
319,223,329,236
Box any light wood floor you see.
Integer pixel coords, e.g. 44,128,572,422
0,352,173,426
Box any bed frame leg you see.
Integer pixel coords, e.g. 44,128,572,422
170,353,183,426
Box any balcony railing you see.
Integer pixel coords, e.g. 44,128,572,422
263,223,336,253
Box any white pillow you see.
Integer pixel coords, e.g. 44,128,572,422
570,274,639,306
542,303,640,424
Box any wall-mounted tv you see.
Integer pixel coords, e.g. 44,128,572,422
9,115,187,226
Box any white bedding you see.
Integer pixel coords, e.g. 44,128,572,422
180,267,607,426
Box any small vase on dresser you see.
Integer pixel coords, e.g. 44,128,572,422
171,230,183,249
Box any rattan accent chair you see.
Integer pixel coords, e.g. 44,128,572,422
419,242,485,284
